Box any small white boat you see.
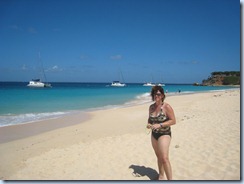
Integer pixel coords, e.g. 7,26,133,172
27,79,51,88
111,68,126,87
111,81,126,87
157,83,165,86
143,82,156,87
27,53,52,88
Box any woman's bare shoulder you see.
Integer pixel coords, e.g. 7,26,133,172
162,102,173,110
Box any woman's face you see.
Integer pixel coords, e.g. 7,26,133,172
154,90,163,102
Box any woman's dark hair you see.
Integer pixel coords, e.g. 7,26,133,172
150,85,166,102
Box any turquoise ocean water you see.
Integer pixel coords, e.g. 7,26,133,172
0,82,238,127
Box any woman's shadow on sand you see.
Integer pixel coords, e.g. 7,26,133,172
129,165,158,180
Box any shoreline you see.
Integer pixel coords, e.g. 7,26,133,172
0,88,239,143
0,112,90,144
0,89,240,180
0,87,238,128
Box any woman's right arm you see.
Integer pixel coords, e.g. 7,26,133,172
146,105,153,129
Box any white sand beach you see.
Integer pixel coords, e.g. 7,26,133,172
0,89,240,180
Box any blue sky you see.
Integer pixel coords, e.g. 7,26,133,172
0,0,240,83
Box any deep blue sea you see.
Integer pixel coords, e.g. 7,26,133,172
0,82,238,127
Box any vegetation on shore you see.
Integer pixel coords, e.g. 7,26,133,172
194,71,240,86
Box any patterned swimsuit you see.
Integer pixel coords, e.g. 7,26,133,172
148,106,171,140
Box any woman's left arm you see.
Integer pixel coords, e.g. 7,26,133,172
162,104,176,127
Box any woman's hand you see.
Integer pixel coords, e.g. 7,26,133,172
150,124,161,131
146,124,152,129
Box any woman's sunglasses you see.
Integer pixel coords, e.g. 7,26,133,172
154,93,162,96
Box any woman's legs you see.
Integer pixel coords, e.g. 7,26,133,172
151,135,172,180
151,135,165,180
158,135,172,180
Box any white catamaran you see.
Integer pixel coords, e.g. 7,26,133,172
27,53,52,88
27,79,51,87
111,81,126,87
143,82,156,86
143,74,165,87
111,69,126,87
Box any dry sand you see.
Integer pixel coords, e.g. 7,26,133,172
0,89,240,180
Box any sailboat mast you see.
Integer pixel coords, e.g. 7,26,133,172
119,68,125,83
38,52,48,82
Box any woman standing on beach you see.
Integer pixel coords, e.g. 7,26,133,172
146,86,176,180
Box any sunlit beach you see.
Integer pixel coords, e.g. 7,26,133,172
0,0,241,181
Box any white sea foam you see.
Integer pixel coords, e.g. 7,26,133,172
124,92,151,106
0,94,151,127
0,88,237,127
83,92,151,112
0,111,70,127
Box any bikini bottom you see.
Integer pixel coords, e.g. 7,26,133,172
152,131,171,140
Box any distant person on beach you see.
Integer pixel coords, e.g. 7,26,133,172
146,85,176,180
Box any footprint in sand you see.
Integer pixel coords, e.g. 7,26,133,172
181,115,191,121
175,145,180,148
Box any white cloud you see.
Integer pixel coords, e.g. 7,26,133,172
9,25,38,34
21,64,28,70
191,60,198,64
52,28,61,32
52,65,58,70
110,54,122,60
46,65,63,72
174,60,199,65
9,25,23,31
80,55,88,60
28,27,37,34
